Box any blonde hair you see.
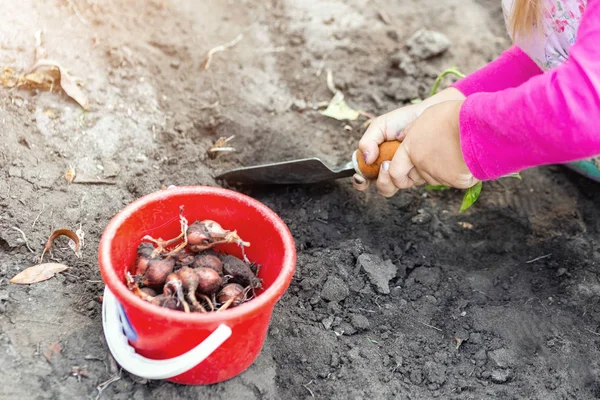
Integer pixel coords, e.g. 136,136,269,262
508,0,541,39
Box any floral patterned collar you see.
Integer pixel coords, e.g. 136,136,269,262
502,0,587,70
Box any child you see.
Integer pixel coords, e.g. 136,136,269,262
353,0,600,198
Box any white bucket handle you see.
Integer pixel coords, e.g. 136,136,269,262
101,286,232,380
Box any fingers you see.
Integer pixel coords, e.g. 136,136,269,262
417,170,444,187
358,107,419,164
386,145,417,190
376,161,402,197
376,145,416,197
408,167,426,186
395,120,415,142
352,174,369,191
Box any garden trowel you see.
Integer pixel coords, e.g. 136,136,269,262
215,141,401,185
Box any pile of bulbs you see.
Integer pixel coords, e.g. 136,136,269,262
126,210,261,313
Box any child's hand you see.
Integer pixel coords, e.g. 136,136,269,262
373,100,478,197
353,87,466,191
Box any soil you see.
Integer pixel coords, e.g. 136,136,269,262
1,0,600,399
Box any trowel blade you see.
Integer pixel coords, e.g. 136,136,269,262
215,157,355,185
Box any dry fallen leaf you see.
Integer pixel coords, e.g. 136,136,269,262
457,221,474,229
28,60,89,110
65,166,76,184
43,341,63,361
320,91,360,121
40,228,82,262
10,262,69,285
209,135,236,155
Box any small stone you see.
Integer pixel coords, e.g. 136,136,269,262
357,254,398,294
387,29,399,41
8,167,22,178
406,29,451,60
330,352,340,367
455,329,469,342
469,332,483,345
350,314,370,331
290,35,305,46
134,154,148,163
424,361,447,385
87,301,96,311
474,349,487,361
488,348,515,368
383,77,420,102
132,388,150,400
391,52,419,76
411,266,441,289
320,276,350,302
490,368,512,383
103,161,121,178
322,316,334,330
557,268,567,277
339,322,357,336
291,99,307,111
411,209,432,224
410,369,423,385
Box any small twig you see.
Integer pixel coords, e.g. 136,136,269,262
11,227,34,253
526,253,552,264
73,179,117,185
209,135,236,153
32,204,45,228
95,375,120,400
373,296,382,309
357,307,377,313
202,33,244,71
302,380,315,398
256,46,286,53
417,320,443,332
325,68,337,94
62,272,79,280
65,0,89,25
584,328,600,336
199,101,220,110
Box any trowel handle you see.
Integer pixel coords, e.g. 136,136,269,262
352,141,402,180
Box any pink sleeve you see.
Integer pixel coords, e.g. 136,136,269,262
451,45,542,95
459,0,600,180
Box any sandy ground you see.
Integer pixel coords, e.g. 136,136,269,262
1,0,600,399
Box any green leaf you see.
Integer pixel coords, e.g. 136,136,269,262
367,338,378,344
430,67,466,97
502,172,522,180
425,185,451,191
410,98,423,104
459,181,483,213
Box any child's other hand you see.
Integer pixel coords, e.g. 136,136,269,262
376,100,478,197
353,87,466,191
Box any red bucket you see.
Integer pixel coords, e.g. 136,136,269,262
98,186,296,385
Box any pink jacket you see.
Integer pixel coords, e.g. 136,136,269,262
451,0,600,180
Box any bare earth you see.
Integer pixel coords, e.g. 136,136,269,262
1,0,600,399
